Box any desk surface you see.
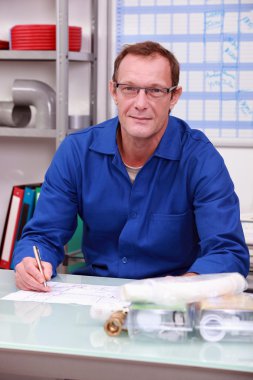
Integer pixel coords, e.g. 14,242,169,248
0,270,253,380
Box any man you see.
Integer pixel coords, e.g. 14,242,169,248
13,41,249,291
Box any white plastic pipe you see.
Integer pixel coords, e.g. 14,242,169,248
12,79,56,129
0,101,31,128
121,273,248,306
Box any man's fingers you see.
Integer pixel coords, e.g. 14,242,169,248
16,270,50,292
15,257,52,292
42,262,53,281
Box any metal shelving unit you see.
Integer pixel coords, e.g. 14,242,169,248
0,50,94,61
0,127,56,138
0,0,97,148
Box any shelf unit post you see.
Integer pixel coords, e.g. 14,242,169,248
56,0,69,148
91,0,98,126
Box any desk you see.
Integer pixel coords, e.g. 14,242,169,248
0,270,252,380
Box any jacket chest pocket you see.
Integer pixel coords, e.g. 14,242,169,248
149,210,197,258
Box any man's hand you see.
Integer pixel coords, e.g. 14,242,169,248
15,257,52,292
183,272,198,277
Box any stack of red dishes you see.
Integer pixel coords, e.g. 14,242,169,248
0,40,9,49
10,24,82,51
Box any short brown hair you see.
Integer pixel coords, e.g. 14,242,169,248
112,41,180,86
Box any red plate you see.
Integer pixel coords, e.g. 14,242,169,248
0,40,10,49
11,42,81,51
10,25,81,51
12,45,56,50
12,38,55,43
11,25,81,32
12,31,55,35
11,24,56,30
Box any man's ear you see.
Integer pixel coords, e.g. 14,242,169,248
169,86,182,112
109,80,118,105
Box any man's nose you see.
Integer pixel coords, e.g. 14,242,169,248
134,89,148,109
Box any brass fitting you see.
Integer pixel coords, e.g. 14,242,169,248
104,310,128,337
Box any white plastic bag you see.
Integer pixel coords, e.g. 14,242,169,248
120,273,248,306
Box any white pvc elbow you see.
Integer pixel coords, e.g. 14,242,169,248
12,79,56,129
0,101,31,127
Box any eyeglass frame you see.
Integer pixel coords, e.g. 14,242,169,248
114,83,178,99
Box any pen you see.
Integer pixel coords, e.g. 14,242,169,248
33,245,47,287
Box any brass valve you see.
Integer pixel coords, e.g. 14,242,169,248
104,310,128,336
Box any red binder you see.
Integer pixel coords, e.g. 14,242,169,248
0,187,24,269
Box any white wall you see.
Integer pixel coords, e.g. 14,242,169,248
217,147,253,214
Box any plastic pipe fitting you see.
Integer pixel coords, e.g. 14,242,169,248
12,79,56,129
0,101,31,128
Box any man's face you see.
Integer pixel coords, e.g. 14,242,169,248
109,54,182,142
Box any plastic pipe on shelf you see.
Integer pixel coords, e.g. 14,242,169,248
12,79,56,129
0,101,31,128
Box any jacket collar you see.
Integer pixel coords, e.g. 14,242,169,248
89,117,118,154
89,116,182,161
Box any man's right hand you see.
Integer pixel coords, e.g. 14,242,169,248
15,257,52,292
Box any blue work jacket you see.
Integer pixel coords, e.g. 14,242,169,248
13,116,250,278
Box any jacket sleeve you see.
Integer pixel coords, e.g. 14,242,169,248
187,143,250,277
12,136,81,275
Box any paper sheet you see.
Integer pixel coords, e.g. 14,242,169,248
2,281,128,307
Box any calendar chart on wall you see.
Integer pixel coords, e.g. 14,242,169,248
115,0,253,144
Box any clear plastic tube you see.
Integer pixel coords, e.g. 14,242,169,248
120,273,248,306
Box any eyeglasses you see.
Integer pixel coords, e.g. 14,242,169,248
114,83,177,99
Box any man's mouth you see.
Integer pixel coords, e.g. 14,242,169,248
129,116,152,121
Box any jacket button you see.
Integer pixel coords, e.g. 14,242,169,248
122,257,128,264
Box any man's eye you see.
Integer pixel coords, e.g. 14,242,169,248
124,86,136,92
149,88,162,94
